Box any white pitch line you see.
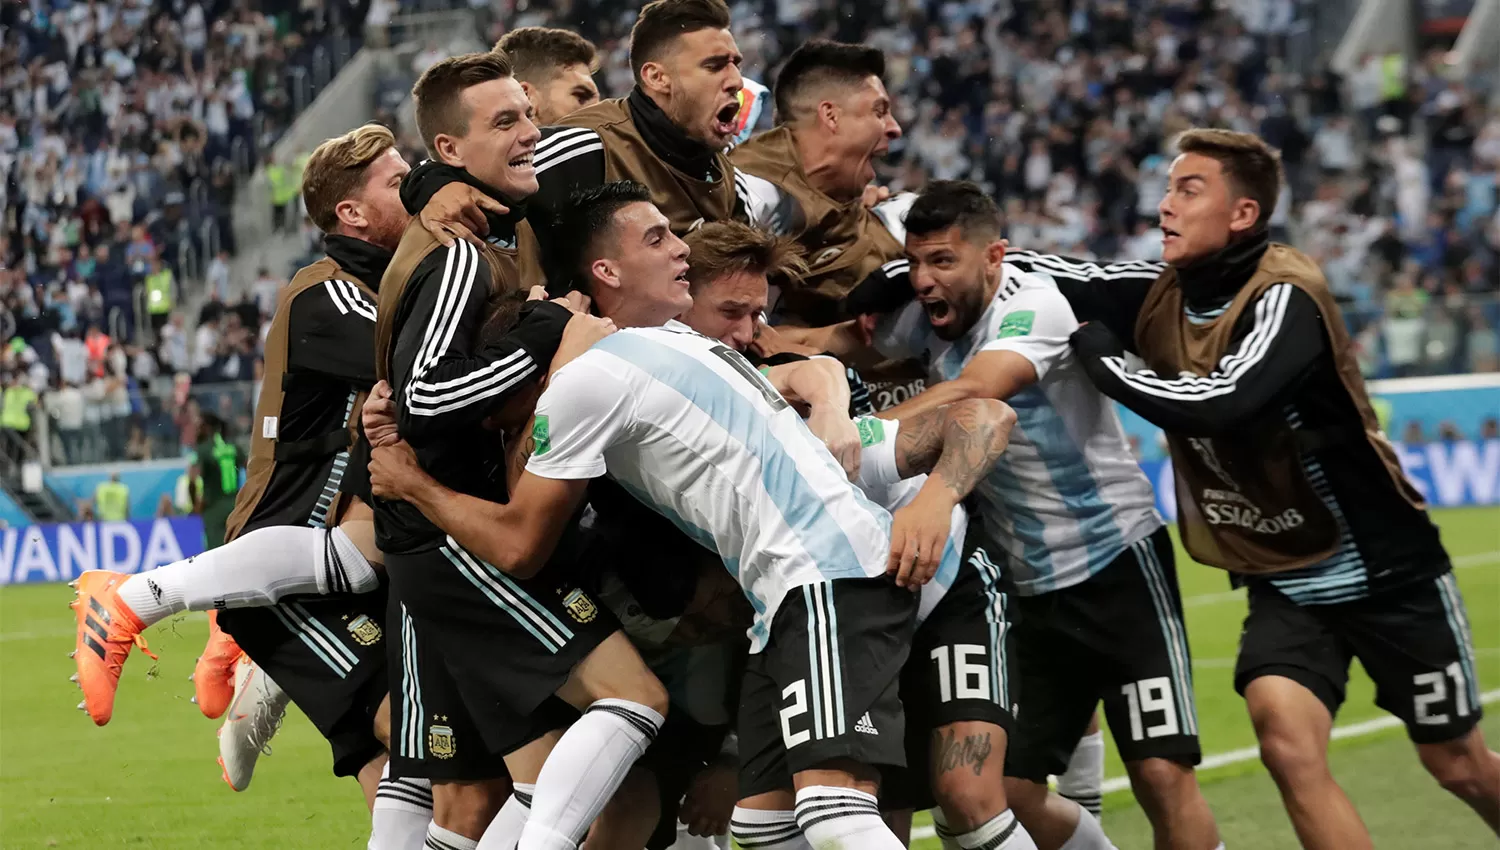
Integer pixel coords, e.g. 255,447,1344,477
1183,550,1500,609
910,688,1500,842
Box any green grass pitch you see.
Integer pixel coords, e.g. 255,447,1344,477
2,506,1496,848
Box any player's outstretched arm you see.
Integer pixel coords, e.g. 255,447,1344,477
765,357,860,480
368,442,587,578
886,398,1017,589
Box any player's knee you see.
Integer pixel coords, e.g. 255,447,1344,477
1419,735,1498,802
1124,757,1196,812
1256,725,1326,784
1001,777,1049,819
630,674,670,718
932,775,1007,830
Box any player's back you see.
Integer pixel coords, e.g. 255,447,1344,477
529,322,892,651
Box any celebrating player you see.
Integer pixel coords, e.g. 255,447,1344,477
1066,128,1500,847
70,122,436,847
788,180,1222,850
373,53,675,850
497,27,601,126
372,181,922,849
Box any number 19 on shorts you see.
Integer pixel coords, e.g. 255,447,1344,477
1121,677,1180,741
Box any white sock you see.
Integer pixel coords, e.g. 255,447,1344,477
729,807,811,850
518,698,664,850
1057,804,1117,850
792,786,905,849
370,763,434,850
476,783,533,850
950,809,1038,850
931,809,963,850
1057,731,1105,818
117,526,378,626
425,822,479,850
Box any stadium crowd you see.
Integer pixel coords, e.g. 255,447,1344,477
4,0,1498,470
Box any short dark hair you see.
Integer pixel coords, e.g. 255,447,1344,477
683,221,806,294
629,0,731,85
906,180,1002,242
773,40,885,122
548,180,656,292
1173,128,1283,226
411,51,515,158
496,27,599,82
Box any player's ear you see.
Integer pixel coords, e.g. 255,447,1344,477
590,257,619,291
640,61,670,98
519,79,539,106
1228,196,1261,234
985,237,1007,270
432,133,463,168
334,198,366,232
818,100,838,132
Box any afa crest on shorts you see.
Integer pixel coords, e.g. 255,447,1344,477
346,614,383,646
428,723,456,759
561,588,598,624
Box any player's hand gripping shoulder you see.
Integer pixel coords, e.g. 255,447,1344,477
419,182,510,248
548,311,617,376
886,398,1017,589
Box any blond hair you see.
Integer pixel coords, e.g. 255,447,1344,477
1174,128,1283,226
301,123,397,234
683,221,806,293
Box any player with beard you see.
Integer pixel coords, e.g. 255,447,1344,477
367,182,941,850
496,27,601,126
731,41,906,329
788,181,1222,850
69,123,441,848
415,0,755,288
373,53,673,850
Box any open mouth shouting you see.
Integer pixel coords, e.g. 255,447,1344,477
920,296,953,327
508,151,534,173
711,100,741,140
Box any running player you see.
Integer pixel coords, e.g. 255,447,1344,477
69,123,435,847
790,180,1222,850
1066,128,1499,846
373,53,669,850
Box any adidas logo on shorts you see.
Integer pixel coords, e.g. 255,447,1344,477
855,712,879,735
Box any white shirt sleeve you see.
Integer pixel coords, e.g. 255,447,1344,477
524,356,632,480
975,285,1079,383
855,416,903,491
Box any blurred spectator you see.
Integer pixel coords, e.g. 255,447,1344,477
206,250,231,302
93,472,129,522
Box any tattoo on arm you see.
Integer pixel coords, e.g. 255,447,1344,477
506,423,535,491
933,727,993,777
895,400,1015,499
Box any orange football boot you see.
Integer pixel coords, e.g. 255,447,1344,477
70,570,156,726
192,610,244,719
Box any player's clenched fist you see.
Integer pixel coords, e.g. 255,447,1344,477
369,441,425,501
362,380,400,448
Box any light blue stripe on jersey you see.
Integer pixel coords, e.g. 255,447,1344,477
594,332,887,582
1266,405,1368,605
1000,386,1125,593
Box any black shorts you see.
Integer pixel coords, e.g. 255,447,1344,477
385,535,618,778
884,556,1016,812
738,577,918,799
218,588,390,778
640,644,739,849
1234,570,1483,745
1004,527,1202,781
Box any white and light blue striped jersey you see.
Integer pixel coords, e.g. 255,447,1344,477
873,265,1163,596
526,322,894,653
853,415,966,622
